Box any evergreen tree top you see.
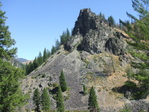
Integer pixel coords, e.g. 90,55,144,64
0,2,17,60
88,86,99,112
59,70,67,92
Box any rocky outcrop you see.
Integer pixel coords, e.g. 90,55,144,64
66,8,128,56
125,99,149,112
72,8,108,36
105,33,126,55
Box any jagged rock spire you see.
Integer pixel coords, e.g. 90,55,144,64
72,8,107,36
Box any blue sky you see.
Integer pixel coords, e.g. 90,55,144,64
1,0,137,60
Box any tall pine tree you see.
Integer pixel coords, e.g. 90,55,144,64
0,59,26,112
0,3,16,60
88,87,99,112
59,70,67,92
51,46,56,55
41,88,51,111
56,86,65,112
37,52,43,65
60,29,71,45
33,88,41,112
43,48,47,62
55,39,60,50
0,2,26,112
122,0,149,99
108,16,116,27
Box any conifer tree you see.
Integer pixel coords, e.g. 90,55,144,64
0,2,26,111
46,49,51,57
108,16,116,27
0,59,26,112
25,48,50,75
33,88,41,112
122,0,149,99
88,87,99,112
51,46,56,55
33,57,39,69
37,52,43,65
60,29,71,45
56,86,65,112
43,48,47,61
25,62,34,75
83,84,87,95
0,3,16,60
55,39,60,50
99,12,106,20
41,88,51,111
59,70,67,92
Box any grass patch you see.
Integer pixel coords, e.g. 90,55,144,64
129,50,149,61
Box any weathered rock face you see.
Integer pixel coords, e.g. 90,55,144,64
72,8,104,36
105,32,126,55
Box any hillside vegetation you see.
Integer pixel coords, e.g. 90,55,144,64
0,0,149,112
21,1,149,112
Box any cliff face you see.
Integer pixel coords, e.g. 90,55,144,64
21,9,149,112
66,9,127,56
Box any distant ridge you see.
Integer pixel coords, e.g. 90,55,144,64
22,60,33,65
16,58,28,63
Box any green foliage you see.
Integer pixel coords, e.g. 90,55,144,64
0,59,26,112
65,110,89,112
51,46,56,55
33,58,39,69
60,28,71,45
38,52,43,65
52,83,59,88
126,0,149,42
33,88,41,112
41,88,51,111
25,29,71,75
108,16,116,27
0,3,16,60
43,48,47,62
83,84,87,95
122,0,149,99
25,48,50,75
120,105,132,112
56,86,65,112
126,67,133,80
25,62,34,75
59,70,67,92
132,62,149,69
134,70,149,99
55,39,60,50
88,87,99,112
129,50,149,61
98,12,106,20
119,20,131,29
0,3,26,111
82,59,89,68
124,81,137,88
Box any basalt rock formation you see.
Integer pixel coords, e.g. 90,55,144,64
65,9,127,56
